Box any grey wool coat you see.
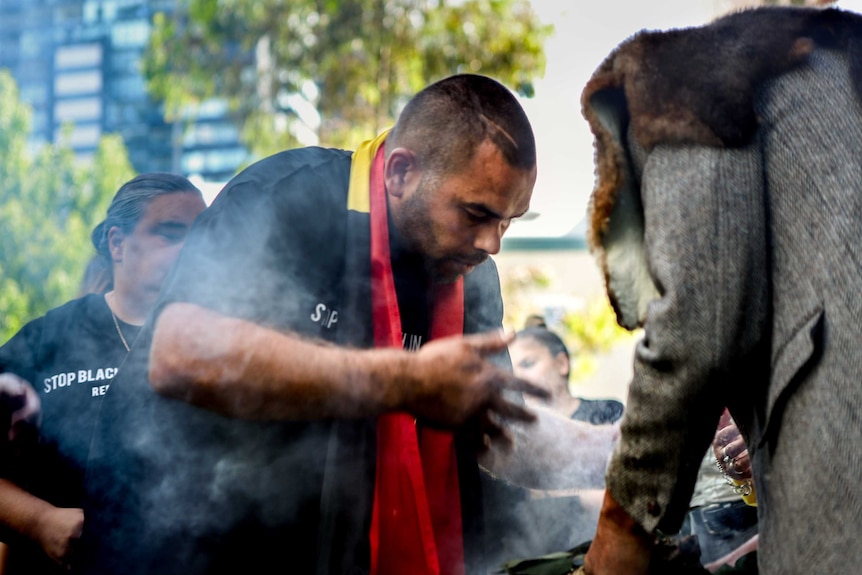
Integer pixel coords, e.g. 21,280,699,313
581,6,862,574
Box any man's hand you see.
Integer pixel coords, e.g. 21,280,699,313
583,490,652,575
403,330,550,445
0,373,41,442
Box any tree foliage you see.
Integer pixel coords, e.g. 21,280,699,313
502,264,635,383
560,298,635,382
144,0,552,158
0,70,136,343
719,0,833,9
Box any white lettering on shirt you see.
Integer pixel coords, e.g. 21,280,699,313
311,303,339,329
402,333,423,352
43,366,119,394
92,384,110,396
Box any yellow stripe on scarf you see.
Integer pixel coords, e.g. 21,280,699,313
347,129,391,214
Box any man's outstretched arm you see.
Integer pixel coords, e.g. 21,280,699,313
150,302,548,437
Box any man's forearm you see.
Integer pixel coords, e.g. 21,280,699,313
150,302,542,436
149,302,406,420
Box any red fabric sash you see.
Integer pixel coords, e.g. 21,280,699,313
367,146,465,575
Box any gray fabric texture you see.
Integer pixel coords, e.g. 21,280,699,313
588,44,862,574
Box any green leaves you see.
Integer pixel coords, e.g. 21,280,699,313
143,0,551,158
0,72,135,343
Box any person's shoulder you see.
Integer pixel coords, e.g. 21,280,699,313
1,294,102,350
254,146,352,171
38,294,108,332
28,294,100,324
230,147,352,191
209,147,354,213
56,292,104,313
463,259,504,333
463,259,502,306
465,257,500,286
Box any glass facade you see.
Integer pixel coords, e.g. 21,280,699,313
0,0,250,184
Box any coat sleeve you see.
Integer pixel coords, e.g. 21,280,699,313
606,138,770,534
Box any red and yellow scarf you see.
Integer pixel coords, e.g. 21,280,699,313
349,132,465,575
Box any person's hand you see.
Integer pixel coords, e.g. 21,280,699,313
33,506,84,570
704,534,759,572
402,330,550,446
582,490,652,575
0,373,41,442
713,409,751,480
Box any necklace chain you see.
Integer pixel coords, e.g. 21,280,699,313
111,309,131,352
107,294,131,352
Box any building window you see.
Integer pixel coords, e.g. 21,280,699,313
183,122,241,147
55,97,102,122
111,20,149,48
187,99,230,120
55,43,102,69
110,49,140,75
182,151,205,174
55,70,103,96
56,123,102,148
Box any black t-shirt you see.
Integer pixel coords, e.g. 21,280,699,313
390,209,433,351
82,146,506,575
570,398,625,425
0,293,138,573
0,294,137,501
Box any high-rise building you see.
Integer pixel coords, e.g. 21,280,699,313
0,0,249,183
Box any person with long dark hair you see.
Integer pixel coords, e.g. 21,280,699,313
0,173,205,573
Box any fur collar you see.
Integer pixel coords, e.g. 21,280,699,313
581,6,862,330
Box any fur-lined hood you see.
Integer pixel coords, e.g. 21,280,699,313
581,6,862,330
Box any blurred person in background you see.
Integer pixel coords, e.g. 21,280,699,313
0,173,205,573
510,326,624,425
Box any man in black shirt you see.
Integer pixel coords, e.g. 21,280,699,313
82,74,617,575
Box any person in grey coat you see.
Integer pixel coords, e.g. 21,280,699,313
574,6,862,575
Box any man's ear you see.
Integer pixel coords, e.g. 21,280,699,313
384,147,418,199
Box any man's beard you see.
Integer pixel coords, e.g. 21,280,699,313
395,177,486,283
